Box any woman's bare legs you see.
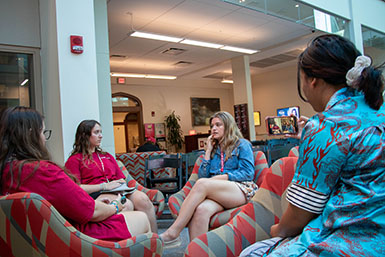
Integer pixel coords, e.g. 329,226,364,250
121,210,151,236
188,199,224,240
97,193,150,236
128,190,158,233
161,178,246,242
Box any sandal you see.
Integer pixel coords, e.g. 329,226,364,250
162,235,182,248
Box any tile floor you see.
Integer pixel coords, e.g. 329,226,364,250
158,218,189,257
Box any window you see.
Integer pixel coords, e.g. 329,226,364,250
0,46,41,112
362,26,385,67
112,96,140,107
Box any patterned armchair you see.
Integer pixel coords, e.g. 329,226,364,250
288,146,299,157
184,156,298,257
168,150,270,230
0,192,163,257
117,160,165,218
116,151,175,190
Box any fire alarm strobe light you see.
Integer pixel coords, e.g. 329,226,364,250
70,35,84,54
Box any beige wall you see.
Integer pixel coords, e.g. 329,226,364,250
111,62,317,141
112,79,234,137
252,63,316,137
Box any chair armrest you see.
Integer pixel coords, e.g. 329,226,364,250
185,201,274,257
0,192,164,257
168,155,204,219
125,172,165,218
185,156,298,257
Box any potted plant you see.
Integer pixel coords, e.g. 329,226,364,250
164,111,184,152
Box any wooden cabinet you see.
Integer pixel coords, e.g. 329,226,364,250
234,103,250,140
184,133,210,153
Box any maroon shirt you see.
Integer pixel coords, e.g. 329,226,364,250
1,160,131,241
65,152,125,184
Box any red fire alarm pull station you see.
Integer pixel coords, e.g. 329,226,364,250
70,35,84,54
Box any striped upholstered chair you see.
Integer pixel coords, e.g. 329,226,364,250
116,151,166,186
0,192,163,257
116,160,165,218
288,145,299,157
168,150,270,230
184,156,298,257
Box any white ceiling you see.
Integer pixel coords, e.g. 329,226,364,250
107,0,317,81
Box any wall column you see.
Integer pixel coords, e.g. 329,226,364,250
40,0,101,164
94,0,115,155
231,55,256,141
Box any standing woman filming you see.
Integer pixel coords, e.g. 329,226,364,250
65,120,158,233
0,107,150,241
161,111,257,245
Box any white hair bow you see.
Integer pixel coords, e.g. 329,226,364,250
346,55,371,87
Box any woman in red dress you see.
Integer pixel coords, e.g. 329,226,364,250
65,120,158,233
0,106,151,241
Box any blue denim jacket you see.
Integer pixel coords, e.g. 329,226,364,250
198,139,255,181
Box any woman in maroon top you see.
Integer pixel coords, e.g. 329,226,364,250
65,120,158,233
0,106,151,241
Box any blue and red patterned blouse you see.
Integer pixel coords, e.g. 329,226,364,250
269,87,385,256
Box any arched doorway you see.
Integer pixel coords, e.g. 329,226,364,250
112,92,144,153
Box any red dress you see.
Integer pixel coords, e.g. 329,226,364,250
65,152,125,184
1,160,131,241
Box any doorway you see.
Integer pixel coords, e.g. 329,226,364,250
112,93,144,153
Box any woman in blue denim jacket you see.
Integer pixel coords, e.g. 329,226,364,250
161,111,257,246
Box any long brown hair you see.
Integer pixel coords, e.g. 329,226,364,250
0,106,51,192
70,120,105,161
0,107,78,192
209,111,243,160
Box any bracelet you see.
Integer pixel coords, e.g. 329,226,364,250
110,201,119,214
111,199,119,205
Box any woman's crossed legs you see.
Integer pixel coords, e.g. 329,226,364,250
161,177,247,242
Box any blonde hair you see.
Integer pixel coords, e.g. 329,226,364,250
209,111,243,160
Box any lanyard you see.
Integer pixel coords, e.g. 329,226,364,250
96,152,109,183
220,152,224,173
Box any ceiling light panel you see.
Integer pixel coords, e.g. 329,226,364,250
110,72,176,80
110,73,145,78
180,39,224,49
221,79,233,84
220,46,259,54
131,31,183,43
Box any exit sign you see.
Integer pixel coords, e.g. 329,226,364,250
117,77,126,84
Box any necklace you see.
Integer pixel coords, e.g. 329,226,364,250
96,152,109,183
220,151,224,173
